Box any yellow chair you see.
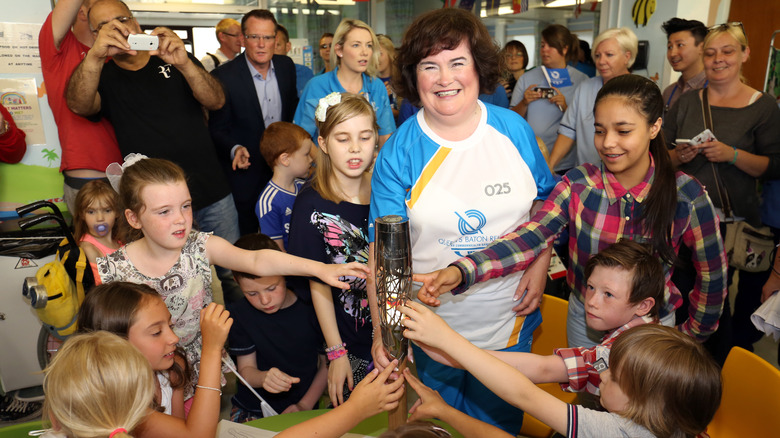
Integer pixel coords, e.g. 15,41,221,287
704,346,780,437
518,294,577,438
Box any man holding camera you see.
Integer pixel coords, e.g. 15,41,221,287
66,0,242,299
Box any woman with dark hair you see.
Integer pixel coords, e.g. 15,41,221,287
510,24,588,174
368,8,555,434
499,40,528,98
416,75,727,358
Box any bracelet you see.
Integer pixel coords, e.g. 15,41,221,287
325,342,346,353
327,347,347,361
196,384,222,396
728,147,738,165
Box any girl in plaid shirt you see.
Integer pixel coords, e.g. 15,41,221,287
416,75,727,350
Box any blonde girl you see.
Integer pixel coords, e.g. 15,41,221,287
77,282,231,438
98,156,368,408
73,179,121,282
42,331,154,438
294,19,395,148
287,92,378,407
401,303,722,438
376,34,399,119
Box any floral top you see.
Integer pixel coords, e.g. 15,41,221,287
98,231,232,397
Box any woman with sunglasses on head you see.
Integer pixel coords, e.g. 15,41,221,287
664,22,780,364
295,20,395,148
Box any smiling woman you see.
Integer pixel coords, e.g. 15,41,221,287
294,19,396,148
663,22,780,363
368,7,555,435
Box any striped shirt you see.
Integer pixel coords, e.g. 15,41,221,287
452,157,727,341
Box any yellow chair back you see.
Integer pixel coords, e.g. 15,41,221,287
519,295,577,438
705,346,780,437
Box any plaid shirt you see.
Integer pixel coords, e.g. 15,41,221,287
554,315,655,395
452,158,727,341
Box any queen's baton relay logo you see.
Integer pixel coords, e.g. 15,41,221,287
438,209,501,257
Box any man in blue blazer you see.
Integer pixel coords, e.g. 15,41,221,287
209,9,298,235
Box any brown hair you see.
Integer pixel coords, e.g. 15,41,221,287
118,158,188,243
395,8,500,107
232,233,280,280
259,121,312,168
73,179,120,243
332,18,380,77
541,24,580,64
609,324,722,438
44,331,153,438
503,40,529,70
584,240,664,318
594,74,678,265
313,93,378,203
241,9,277,35
77,282,192,394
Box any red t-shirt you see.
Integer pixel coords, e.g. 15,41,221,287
39,13,121,172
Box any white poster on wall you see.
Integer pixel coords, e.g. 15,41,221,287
0,77,46,145
0,22,42,74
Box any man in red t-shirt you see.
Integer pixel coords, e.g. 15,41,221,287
39,0,122,212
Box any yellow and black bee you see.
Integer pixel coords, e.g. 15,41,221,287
632,0,656,27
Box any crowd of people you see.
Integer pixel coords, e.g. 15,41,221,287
7,0,779,437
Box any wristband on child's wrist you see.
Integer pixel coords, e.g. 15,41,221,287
326,343,347,361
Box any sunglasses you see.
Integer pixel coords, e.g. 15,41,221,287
320,43,332,49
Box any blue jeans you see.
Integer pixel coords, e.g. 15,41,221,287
411,308,542,435
566,294,675,348
193,194,242,303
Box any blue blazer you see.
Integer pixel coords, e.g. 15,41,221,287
208,53,298,209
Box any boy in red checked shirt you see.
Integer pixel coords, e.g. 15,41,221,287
419,240,664,396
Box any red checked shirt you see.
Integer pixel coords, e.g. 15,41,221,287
554,315,656,395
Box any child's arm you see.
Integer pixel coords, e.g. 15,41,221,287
486,351,568,384
275,361,404,438
273,238,286,252
309,280,352,407
79,240,102,268
404,369,514,438
413,266,465,307
283,354,328,413
206,235,369,290
136,303,232,438
236,354,301,393
400,301,568,434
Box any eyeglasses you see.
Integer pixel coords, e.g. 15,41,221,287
91,15,133,34
505,52,524,58
221,32,239,38
320,43,332,49
244,33,276,43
